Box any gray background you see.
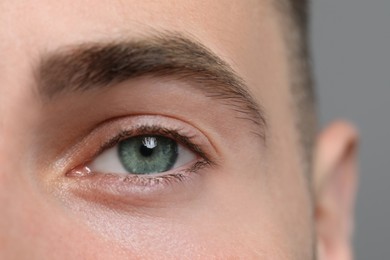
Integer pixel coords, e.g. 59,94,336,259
311,0,390,259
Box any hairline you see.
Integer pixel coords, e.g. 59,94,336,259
273,0,317,172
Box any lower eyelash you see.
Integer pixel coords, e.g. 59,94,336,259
67,142,211,190
64,160,210,204
123,172,188,187
102,160,210,187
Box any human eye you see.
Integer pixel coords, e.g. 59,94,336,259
88,134,197,176
62,115,214,203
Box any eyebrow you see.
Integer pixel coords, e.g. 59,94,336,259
37,33,267,138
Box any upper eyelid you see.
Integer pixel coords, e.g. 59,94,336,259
55,115,218,175
87,113,220,154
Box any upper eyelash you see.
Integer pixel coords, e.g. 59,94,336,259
93,124,212,166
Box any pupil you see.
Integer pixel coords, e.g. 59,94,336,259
140,144,154,157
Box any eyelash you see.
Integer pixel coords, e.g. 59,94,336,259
97,125,210,163
67,123,212,189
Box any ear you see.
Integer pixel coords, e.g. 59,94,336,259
314,121,359,260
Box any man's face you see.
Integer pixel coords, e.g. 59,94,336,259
0,1,357,259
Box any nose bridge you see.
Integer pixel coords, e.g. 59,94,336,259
0,127,48,258
0,166,46,259
0,145,28,257
0,105,28,255
0,43,40,258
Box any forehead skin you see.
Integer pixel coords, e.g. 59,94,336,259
0,0,313,259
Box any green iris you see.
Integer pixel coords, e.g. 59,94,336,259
118,135,178,174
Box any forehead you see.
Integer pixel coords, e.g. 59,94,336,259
1,1,269,45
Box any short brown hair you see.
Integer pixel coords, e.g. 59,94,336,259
275,0,316,168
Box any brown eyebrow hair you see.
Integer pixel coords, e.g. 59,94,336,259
37,33,267,139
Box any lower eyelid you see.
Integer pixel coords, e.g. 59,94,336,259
63,164,206,208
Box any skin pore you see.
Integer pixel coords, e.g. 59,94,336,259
0,0,358,259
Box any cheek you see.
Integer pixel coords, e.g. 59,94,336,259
0,167,130,259
206,139,314,258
